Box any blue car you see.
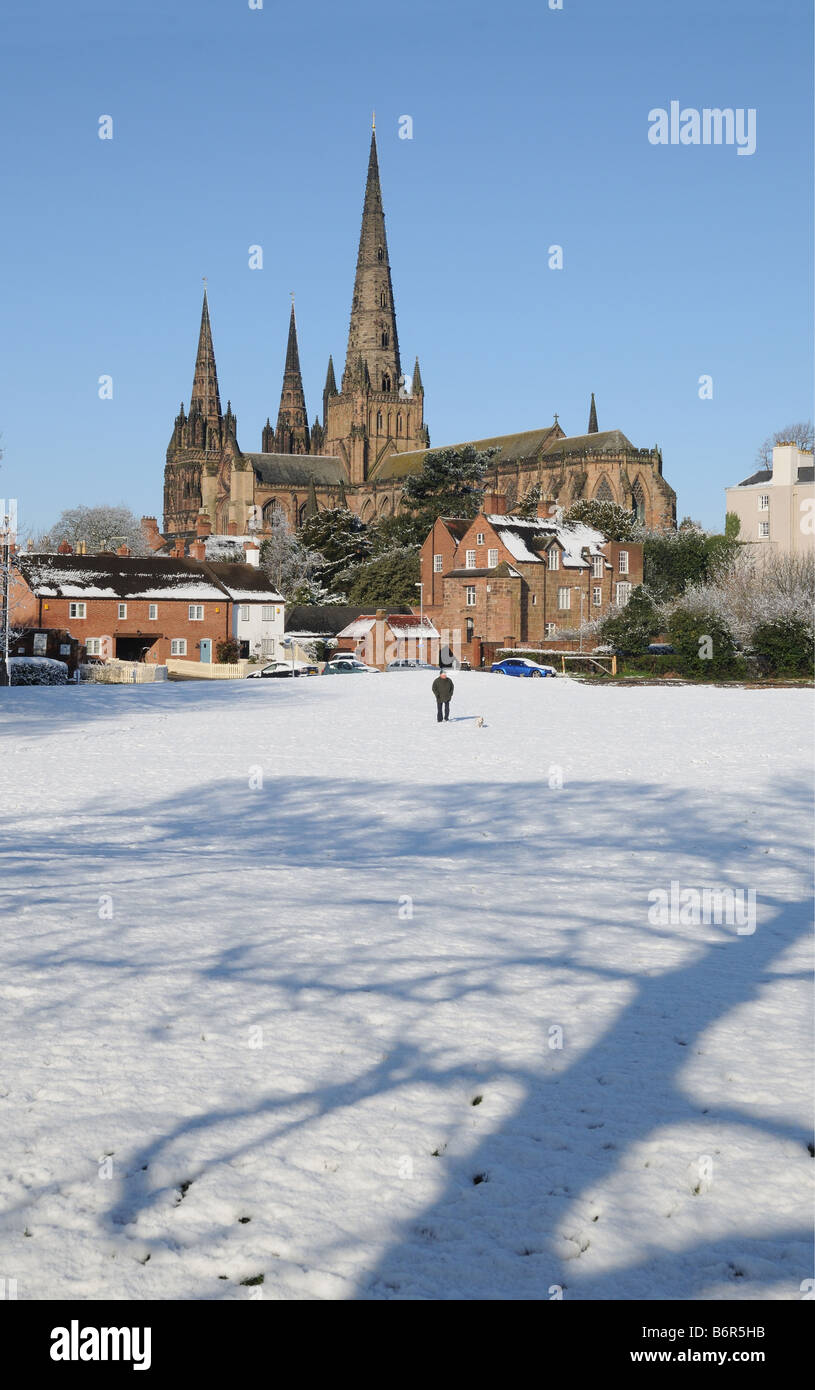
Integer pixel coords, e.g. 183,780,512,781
491,657,556,678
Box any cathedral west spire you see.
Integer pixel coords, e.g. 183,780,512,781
588,392,599,433
272,301,310,455
342,129,401,394
189,287,223,446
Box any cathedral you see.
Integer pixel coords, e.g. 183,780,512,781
162,127,676,541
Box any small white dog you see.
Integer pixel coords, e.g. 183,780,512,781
476,715,485,728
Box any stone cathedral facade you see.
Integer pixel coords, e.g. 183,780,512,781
162,129,676,542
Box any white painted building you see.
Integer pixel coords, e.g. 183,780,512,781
726,443,814,558
205,546,285,660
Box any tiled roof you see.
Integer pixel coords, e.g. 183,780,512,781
284,603,413,636
736,467,773,487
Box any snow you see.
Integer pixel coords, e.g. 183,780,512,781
0,676,811,1301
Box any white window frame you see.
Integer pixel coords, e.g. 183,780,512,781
240,605,250,622
68,602,86,619
188,605,204,621
557,587,570,610
171,638,187,656
592,554,604,579
618,551,629,574
433,554,443,572
758,520,770,538
118,603,127,619
615,582,632,606
465,549,477,569
148,604,158,621
261,605,274,622
548,549,560,570
592,586,602,607
465,585,477,607
545,622,558,637
476,532,484,546
261,637,275,657
85,638,102,655
758,494,769,511
488,548,499,568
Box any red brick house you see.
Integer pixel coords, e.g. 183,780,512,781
420,494,643,665
335,611,441,668
14,552,282,665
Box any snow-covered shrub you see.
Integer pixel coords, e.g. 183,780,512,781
667,607,744,679
8,657,69,685
750,616,814,677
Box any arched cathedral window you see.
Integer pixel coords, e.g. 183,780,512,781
377,246,384,262
381,374,391,391
381,331,389,348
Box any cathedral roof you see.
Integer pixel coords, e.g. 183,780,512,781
247,453,348,488
541,428,635,456
371,426,563,480
372,425,641,482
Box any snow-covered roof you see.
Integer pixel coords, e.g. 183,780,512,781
485,516,608,569
18,554,277,603
336,614,440,641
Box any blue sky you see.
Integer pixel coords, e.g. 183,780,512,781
0,0,811,532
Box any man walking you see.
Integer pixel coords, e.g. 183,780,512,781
431,670,454,722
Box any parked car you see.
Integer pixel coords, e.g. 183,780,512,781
246,660,318,678
387,659,438,670
490,657,556,678
322,657,379,674
647,643,675,655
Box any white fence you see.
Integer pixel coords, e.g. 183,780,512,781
165,659,248,680
80,662,168,684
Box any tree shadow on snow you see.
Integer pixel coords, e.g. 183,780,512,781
0,766,811,1300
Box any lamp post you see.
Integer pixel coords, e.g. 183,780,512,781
415,581,424,664
573,585,586,653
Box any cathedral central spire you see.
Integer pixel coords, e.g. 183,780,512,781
342,129,401,394
266,301,310,455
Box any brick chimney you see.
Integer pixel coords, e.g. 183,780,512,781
483,492,507,516
116,544,131,557
172,539,186,558
537,500,557,519
189,539,206,561
244,541,260,568
196,509,213,540
57,541,73,554
141,516,166,553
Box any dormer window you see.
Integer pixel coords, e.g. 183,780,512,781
548,548,560,570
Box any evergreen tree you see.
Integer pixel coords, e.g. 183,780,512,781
401,445,498,528
297,507,371,586
515,482,544,520
339,547,420,607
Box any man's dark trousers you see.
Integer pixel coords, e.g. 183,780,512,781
436,701,450,722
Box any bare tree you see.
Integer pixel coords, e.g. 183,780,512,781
35,504,150,556
755,421,813,471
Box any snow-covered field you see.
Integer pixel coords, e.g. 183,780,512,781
0,673,812,1301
